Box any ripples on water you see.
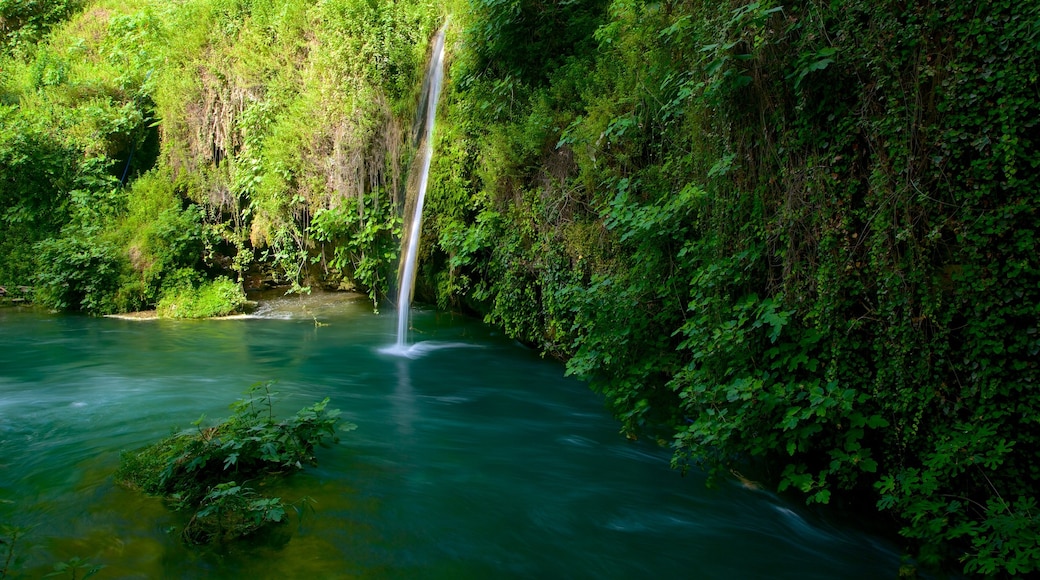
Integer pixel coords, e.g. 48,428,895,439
0,296,901,578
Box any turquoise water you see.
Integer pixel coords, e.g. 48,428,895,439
0,295,900,578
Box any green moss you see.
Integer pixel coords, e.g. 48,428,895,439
116,434,185,494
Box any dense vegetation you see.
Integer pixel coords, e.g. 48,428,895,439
419,0,1039,576
0,0,441,314
2,0,1037,575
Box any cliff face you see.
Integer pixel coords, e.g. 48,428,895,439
422,1,1040,574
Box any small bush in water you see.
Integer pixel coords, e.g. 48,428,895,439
116,382,352,544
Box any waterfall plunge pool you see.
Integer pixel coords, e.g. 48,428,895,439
0,294,900,578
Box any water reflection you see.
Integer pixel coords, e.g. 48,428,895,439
393,357,415,437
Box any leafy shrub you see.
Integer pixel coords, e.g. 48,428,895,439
155,276,248,318
34,230,124,314
2,0,441,312
116,382,351,544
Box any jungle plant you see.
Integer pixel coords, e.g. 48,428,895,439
0,0,83,56
1,0,441,314
116,382,351,544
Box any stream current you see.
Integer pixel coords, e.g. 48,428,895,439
0,294,899,578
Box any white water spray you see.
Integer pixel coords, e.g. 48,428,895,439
395,22,448,347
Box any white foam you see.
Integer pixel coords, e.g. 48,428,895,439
378,340,479,359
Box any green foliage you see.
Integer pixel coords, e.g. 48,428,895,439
114,172,218,307
0,106,76,289
183,482,286,544
308,192,402,308
156,276,248,318
7,0,1037,572
426,0,1040,575
0,0,83,56
34,229,123,314
461,0,608,90
1,0,441,310
314,0,438,114
0,108,71,229
116,382,350,543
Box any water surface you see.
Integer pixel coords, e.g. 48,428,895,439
0,296,899,578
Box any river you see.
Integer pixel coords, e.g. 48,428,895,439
0,294,899,578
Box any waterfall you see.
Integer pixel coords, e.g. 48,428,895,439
396,22,448,347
